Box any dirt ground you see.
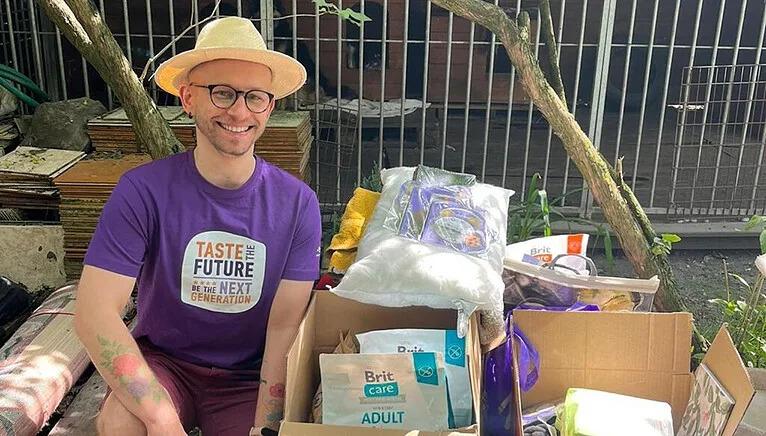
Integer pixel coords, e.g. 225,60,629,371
589,249,762,338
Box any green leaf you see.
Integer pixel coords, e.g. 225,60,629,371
538,190,552,237
728,273,752,291
527,173,540,200
342,8,372,26
661,233,681,243
759,229,766,254
312,0,337,10
603,231,615,274
744,215,766,230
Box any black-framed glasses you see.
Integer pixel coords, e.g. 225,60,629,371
191,84,274,114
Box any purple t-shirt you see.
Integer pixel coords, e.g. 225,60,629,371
84,150,321,370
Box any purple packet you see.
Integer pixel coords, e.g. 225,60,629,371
420,202,489,255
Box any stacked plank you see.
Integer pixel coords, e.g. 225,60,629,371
53,154,152,279
88,107,312,181
255,110,313,181
87,106,196,152
0,146,85,211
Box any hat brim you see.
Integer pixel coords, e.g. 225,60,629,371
154,47,307,100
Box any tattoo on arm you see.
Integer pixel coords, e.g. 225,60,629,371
264,383,286,428
97,335,168,404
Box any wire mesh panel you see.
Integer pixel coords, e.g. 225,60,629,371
5,0,766,222
669,64,766,216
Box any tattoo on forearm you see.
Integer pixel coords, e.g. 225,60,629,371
269,383,285,399
264,382,285,428
97,335,167,404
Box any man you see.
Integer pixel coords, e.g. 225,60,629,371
74,16,320,436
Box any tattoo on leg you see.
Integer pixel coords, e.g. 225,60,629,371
97,335,168,404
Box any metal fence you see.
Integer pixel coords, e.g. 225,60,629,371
1,0,765,220
670,64,766,217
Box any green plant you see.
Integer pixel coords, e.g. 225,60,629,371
313,0,372,26
709,259,766,368
743,215,766,254
506,173,615,271
360,161,382,193
650,233,682,256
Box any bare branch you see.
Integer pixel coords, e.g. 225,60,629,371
35,0,102,70
38,0,183,158
517,10,530,46
539,0,566,108
140,15,220,83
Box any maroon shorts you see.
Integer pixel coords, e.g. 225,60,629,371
101,338,261,435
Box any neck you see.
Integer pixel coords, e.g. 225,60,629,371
192,139,256,190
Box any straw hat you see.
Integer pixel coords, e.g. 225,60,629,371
154,16,307,99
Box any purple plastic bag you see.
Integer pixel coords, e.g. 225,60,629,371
482,304,598,435
483,311,539,434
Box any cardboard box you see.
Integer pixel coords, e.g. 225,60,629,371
281,291,482,435
511,310,758,435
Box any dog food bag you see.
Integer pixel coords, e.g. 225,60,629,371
506,234,590,273
319,352,450,431
356,329,472,428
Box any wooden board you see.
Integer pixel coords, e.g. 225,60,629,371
0,285,89,436
0,147,85,178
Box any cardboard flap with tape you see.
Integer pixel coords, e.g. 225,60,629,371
282,291,482,435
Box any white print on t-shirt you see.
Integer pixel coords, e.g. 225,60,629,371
180,231,266,313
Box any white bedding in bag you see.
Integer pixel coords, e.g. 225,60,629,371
332,167,513,337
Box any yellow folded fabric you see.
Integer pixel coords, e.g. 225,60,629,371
329,249,358,274
328,187,381,251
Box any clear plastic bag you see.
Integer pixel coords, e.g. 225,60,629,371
336,166,513,341
502,256,659,311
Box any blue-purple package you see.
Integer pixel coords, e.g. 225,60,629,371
421,202,489,256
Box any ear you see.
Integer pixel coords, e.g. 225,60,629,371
264,97,276,117
179,82,194,114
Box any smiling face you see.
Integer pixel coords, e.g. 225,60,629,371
179,59,275,157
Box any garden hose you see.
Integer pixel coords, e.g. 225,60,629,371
0,76,40,108
0,65,49,102
0,70,48,102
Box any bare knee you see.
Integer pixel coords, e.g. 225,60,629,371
97,392,147,436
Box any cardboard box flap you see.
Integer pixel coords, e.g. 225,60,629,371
284,295,318,423
312,292,457,349
701,326,756,436
513,310,693,427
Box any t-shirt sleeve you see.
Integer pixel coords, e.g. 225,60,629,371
83,175,154,278
282,190,322,281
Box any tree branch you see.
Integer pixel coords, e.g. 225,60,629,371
430,0,682,313
38,0,183,159
539,0,566,108
35,0,103,72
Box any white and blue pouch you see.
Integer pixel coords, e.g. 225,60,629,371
319,351,450,431
356,328,472,428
